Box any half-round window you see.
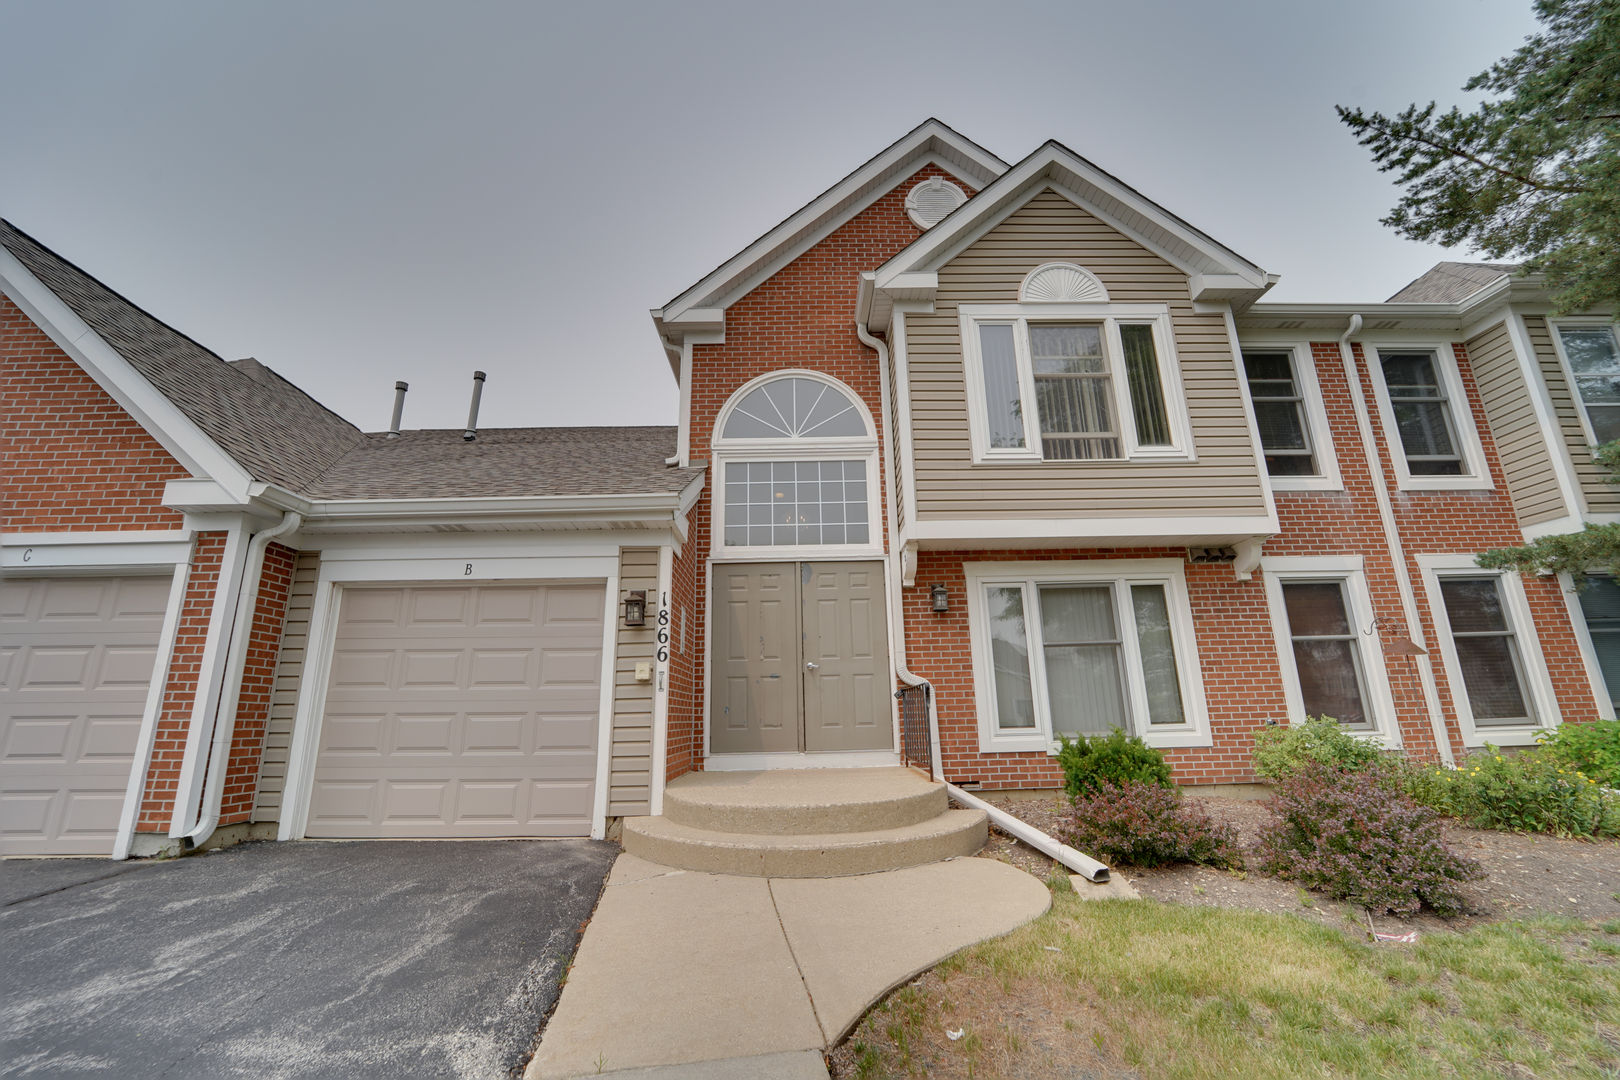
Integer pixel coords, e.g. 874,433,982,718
720,376,869,439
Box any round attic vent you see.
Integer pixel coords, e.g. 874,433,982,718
905,176,967,230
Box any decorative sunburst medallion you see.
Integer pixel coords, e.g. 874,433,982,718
1019,262,1109,303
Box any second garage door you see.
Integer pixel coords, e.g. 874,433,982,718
306,583,605,838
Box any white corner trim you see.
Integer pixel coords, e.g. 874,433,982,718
1413,554,1563,747
589,570,620,841
111,544,195,859
0,245,253,498
650,545,674,816
1503,312,1586,519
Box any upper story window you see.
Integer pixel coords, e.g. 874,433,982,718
713,372,880,556
1366,345,1490,491
1243,350,1317,476
1552,322,1620,445
958,265,1190,465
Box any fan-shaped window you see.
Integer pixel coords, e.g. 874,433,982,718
720,377,869,439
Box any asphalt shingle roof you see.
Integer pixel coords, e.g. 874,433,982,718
2,219,367,491
302,427,700,500
5,220,701,506
1386,261,1520,304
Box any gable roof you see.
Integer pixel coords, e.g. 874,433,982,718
650,119,1008,361
302,426,701,500
0,219,367,492
861,140,1277,327
1386,261,1520,304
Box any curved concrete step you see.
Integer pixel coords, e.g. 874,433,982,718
663,767,946,835
622,808,988,878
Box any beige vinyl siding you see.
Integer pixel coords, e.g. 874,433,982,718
908,189,1266,518
1526,315,1616,514
1466,319,1568,525
609,548,658,818
252,550,320,822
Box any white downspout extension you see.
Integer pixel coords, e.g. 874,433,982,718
857,321,945,780
947,784,1111,881
651,545,674,816
179,510,302,848
1338,318,1454,766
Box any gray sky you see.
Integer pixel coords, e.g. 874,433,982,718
4,1,1540,433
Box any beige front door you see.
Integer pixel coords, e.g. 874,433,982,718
0,575,169,856
306,583,603,838
710,561,892,755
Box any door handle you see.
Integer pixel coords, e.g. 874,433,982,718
805,662,819,670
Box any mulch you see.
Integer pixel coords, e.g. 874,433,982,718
976,793,1620,932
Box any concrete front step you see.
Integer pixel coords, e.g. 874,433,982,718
621,808,988,878
663,767,946,835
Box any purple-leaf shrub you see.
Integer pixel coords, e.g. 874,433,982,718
1061,780,1243,870
1256,763,1484,917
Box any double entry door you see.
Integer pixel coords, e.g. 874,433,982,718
710,561,893,754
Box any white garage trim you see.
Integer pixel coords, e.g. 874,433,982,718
113,558,193,859
591,571,619,840
279,546,626,841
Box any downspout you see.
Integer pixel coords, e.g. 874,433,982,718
1337,318,1454,765
181,510,302,848
857,321,944,780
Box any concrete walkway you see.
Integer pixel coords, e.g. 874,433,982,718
526,854,1051,1079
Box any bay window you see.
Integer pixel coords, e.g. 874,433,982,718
960,302,1189,464
968,560,1208,751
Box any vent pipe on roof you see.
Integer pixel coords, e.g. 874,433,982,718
387,381,408,438
463,371,487,441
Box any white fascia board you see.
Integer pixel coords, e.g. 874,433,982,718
657,123,1008,323
874,144,1268,289
907,515,1279,547
0,246,255,499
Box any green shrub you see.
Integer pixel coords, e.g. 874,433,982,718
1251,715,1384,781
1402,745,1619,838
1536,719,1620,788
1257,763,1483,917
1062,781,1243,870
1055,728,1172,798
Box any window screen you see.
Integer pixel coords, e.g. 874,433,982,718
986,586,1036,730
1381,352,1463,475
1558,327,1620,444
1244,351,1316,476
1281,581,1372,727
978,324,1026,449
1440,577,1534,725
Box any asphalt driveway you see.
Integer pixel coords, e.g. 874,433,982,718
1,839,617,1078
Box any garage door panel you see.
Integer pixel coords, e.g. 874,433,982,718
80,716,142,759
99,646,160,686
22,647,94,687
4,718,74,761
110,577,172,619
307,584,603,839
58,788,125,837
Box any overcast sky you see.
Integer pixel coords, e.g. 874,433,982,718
4,1,1541,433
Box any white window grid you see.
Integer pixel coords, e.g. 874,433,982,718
1546,319,1620,450
964,559,1211,752
1236,342,1343,492
957,303,1192,466
1363,341,1493,491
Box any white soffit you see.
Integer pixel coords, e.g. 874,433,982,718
655,120,1008,329
872,141,1270,294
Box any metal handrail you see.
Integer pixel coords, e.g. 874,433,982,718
895,684,933,780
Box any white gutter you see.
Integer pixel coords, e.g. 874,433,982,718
1337,317,1455,766
179,510,302,848
857,321,944,780
947,784,1111,882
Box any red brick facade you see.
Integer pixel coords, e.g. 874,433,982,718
220,541,297,826
1,294,189,530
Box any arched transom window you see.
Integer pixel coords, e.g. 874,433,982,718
720,376,869,439
714,373,879,553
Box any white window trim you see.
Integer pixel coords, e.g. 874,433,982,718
1415,553,1561,747
1237,342,1343,492
1545,318,1620,450
964,558,1212,753
711,369,884,561
1365,341,1493,491
957,302,1193,465
1259,555,1402,749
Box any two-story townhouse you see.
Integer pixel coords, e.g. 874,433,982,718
4,120,1615,862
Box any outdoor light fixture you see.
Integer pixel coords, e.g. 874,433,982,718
623,591,647,627
930,583,949,613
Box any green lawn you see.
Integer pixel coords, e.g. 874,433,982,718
840,890,1620,1079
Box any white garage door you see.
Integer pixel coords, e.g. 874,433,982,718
1,575,169,856
306,584,605,838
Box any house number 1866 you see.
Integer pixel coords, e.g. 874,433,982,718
655,592,670,663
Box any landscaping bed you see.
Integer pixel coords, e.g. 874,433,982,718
979,793,1620,933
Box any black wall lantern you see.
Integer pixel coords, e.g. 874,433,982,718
623,590,647,627
930,583,949,613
